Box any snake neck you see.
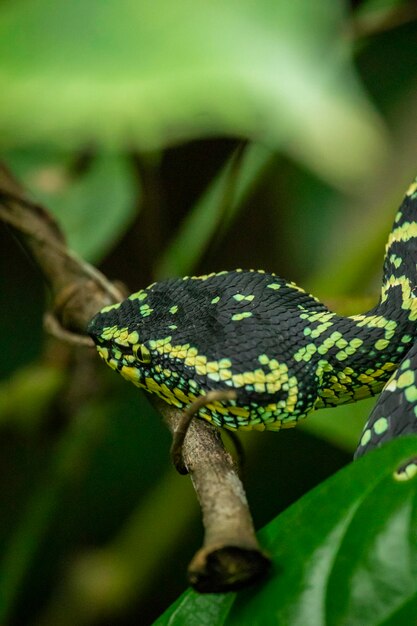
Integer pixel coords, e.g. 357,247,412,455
312,305,416,409
352,177,417,346
378,177,417,312
314,178,417,408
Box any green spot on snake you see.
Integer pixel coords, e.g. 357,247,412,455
405,386,417,403
233,294,255,302
373,417,388,435
231,312,253,321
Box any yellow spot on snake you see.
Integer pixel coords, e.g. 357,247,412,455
375,339,389,351
397,370,414,388
373,417,388,435
406,181,417,196
233,294,255,302
358,373,375,384
360,429,371,447
394,463,417,481
97,346,109,360
120,365,139,383
100,302,121,313
132,291,148,301
405,386,417,403
231,312,253,321
128,331,139,344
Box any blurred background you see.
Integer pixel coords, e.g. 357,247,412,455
0,0,417,624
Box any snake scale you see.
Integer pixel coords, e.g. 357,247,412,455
88,177,417,460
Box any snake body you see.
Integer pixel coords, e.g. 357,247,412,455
88,178,417,455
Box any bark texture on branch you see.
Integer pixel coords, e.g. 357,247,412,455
154,397,270,591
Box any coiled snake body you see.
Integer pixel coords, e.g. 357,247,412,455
88,178,417,458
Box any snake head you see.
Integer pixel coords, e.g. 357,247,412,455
87,271,312,429
87,293,155,386
87,279,208,404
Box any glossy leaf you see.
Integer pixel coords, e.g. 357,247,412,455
153,591,235,626
0,0,385,185
155,436,417,626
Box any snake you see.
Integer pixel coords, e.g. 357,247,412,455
88,177,417,459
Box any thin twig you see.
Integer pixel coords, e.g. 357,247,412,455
170,389,237,474
153,397,270,591
43,312,94,347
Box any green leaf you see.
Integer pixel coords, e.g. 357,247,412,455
154,436,417,626
5,152,137,262
153,591,235,626
0,0,385,185
46,156,137,263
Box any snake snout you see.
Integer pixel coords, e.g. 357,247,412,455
86,315,103,344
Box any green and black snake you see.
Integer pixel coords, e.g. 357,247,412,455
88,177,417,459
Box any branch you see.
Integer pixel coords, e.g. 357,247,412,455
0,163,270,592
0,167,123,337
153,397,270,591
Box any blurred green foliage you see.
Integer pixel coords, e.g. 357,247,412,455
0,0,385,185
0,0,416,624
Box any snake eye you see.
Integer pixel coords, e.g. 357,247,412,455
133,343,151,364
